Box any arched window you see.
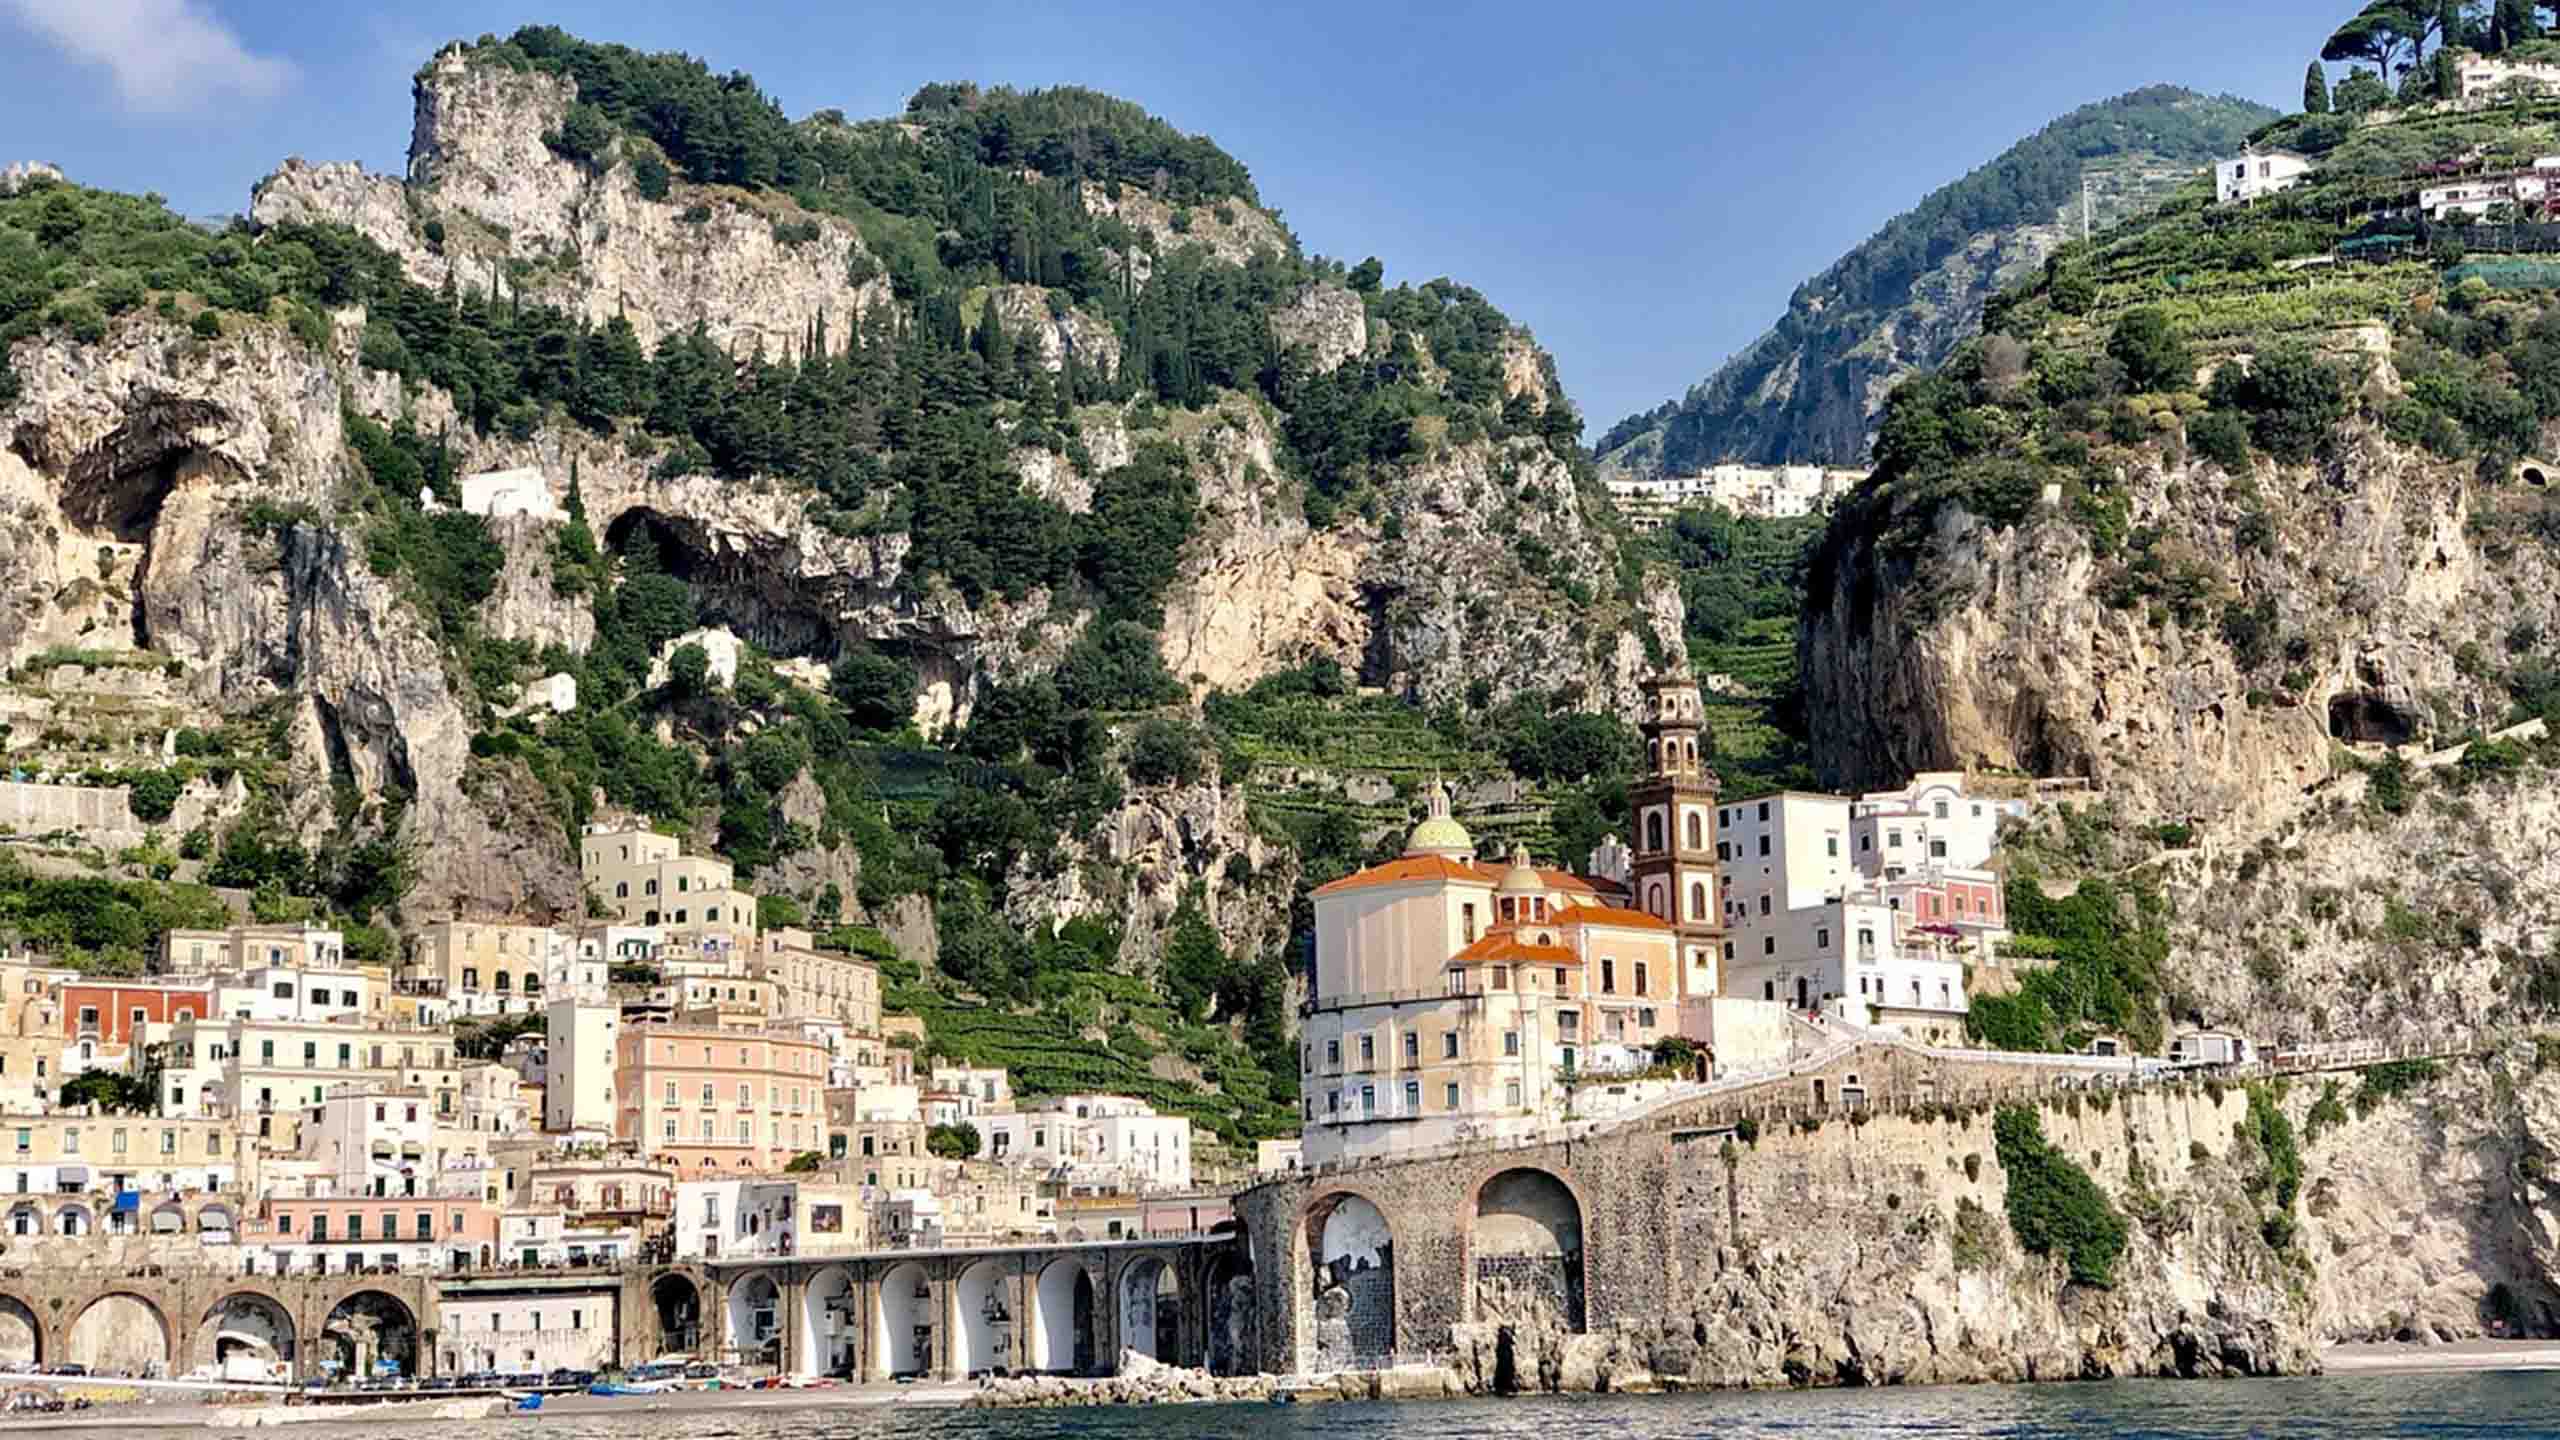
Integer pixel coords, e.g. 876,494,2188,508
1648,740,1661,770
1646,884,1666,918
1684,813,1703,851
1645,813,1665,853
1689,881,1706,920
1686,739,1698,765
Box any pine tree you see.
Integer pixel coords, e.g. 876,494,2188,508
2438,43,2461,98
2305,60,2333,114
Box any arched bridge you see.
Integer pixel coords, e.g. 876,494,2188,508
633,1236,1251,1380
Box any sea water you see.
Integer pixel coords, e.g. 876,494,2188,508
102,1371,2560,1439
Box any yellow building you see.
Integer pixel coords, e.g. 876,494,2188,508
404,920,558,1015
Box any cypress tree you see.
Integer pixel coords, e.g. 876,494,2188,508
2304,60,2332,114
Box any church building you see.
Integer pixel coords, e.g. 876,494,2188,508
1297,675,1733,1164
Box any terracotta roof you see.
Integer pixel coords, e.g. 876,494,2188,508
1310,855,1496,898
1553,905,1674,932
1457,860,1598,895
1447,929,1581,966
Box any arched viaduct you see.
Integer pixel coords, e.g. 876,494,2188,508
631,1237,1239,1380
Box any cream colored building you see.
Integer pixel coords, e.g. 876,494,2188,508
615,1023,832,1176
160,1016,459,1143
1299,785,1693,1164
404,920,560,1016
0,1112,250,1201
580,824,759,938
747,930,881,1036
160,924,347,977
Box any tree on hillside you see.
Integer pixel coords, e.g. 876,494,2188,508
2335,66,2395,113
2323,3,2428,80
2106,308,2193,394
2494,0,2541,49
2305,60,2333,114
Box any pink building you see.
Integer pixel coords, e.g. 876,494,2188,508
244,1194,499,1275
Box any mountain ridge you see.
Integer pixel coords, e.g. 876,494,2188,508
1597,84,2278,477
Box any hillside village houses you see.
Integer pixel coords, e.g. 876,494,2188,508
1603,464,1866,530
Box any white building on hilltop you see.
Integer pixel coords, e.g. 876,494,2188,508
1605,464,1866,530
2213,149,2312,206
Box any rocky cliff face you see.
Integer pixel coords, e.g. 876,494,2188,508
1802,426,2536,834
6,42,1686,962
254,50,894,356
0,312,576,915
1602,215,2074,478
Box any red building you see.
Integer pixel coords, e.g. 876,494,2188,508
60,981,214,1053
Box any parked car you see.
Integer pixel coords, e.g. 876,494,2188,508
417,1377,457,1392
458,1372,502,1391
546,1369,596,1388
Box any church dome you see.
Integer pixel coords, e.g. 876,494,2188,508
1496,843,1541,894
1404,781,1475,859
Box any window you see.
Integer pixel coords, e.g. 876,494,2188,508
1763,937,1775,956
1684,813,1703,850
1888,829,1902,848
1402,1032,1418,1064
1503,1031,1520,1057
337,1044,350,1068
1444,1083,1459,1110
1689,881,1706,920
260,1040,274,1064
309,1214,326,1240
1817,928,1831,949
1358,1035,1374,1068
1756,801,1769,821
1555,967,1568,989
1930,840,1947,859
1403,1080,1419,1114
701,1083,716,1106
1505,1079,1523,1107
1639,1008,1657,1028
1934,800,1949,819
1633,962,1648,997
1492,966,1510,991
1326,1093,1339,1115
112,1129,127,1155
416,1211,433,1239
1722,941,1734,961
1755,834,1770,858
1858,927,1875,952
62,1128,78,1154
347,1213,363,1240
1600,958,1615,993
1461,904,1477,943
1826,836,1839,858
1441,1032,1458,1060
1758,895,1771,916
1763,981,1775,1000
1325,1040,1341,1068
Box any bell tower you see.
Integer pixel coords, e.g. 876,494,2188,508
1630,673,1724,998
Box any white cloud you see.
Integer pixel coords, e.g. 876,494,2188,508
5,0,291,112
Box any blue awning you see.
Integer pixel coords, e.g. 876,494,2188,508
111,1191,140,1213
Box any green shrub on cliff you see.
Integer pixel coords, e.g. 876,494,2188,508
1993,1105,2129,1287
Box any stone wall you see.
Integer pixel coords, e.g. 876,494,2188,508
1237,1041,2315,1390
0,780,137,839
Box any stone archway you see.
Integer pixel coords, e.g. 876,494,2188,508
952,1259,1012,1377
1030,1258,1095,1375
1471,1167,1585,1334
5,1202,42,1238
193,1292,296,1381
649,1273,701,1358
1306,1192,1394,1370
1205,1247,1255,1376
54,1202,93,1237
874,1261,933,1378
725,1272,781,1367
798,1267,855,1379
320,1290,417,1382
0,1293,41,1369
1117,1256,1179,1366
66,1292,172,1376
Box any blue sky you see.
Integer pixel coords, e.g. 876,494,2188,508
1,0,2359,432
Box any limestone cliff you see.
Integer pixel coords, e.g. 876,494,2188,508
252,50,894,355
0,311,575,915
1801,427,2536,834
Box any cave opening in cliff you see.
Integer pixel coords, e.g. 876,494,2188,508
52,414,223,652
603,505,831,658
2328,691,2418,746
